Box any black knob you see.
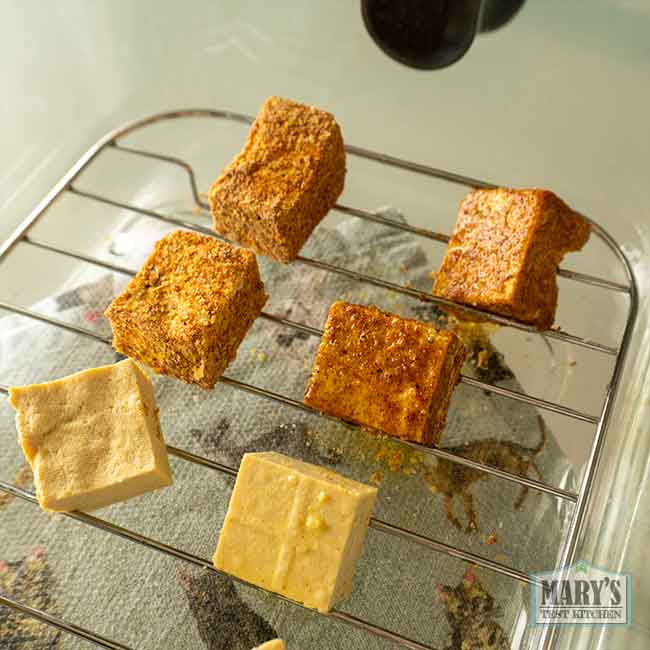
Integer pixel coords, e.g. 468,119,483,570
362,0,526,70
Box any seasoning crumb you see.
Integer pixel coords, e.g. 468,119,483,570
375,446,405,472
370,470,384,485
485,533,498,545
476,349,490,369
257,352,267,363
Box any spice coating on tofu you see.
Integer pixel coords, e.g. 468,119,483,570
105,230,267,389
433,188,591,330
209,96,346,263
304,302,466,446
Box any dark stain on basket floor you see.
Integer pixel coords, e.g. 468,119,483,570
425,417,547,532
191,419,342,468
0,547,61,649
178,567,277,650
190,418,233,455
275,329,310,348
438,568,510,650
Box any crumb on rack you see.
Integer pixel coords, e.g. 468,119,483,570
485,532,498,545
476,349,489,369
375,446,405,473
375,443,424,476
370,470,384,485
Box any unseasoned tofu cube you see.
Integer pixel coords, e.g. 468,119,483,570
105,230,267,389
253,641,285,650
433,188,591,329
214,452,377,613
9,359,172,512
209,96,346,263
304,302,465,446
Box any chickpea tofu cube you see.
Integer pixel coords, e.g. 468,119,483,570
209,96,346,263
304,302,466,446
214,452,377,613
9,359,172,512
433,188,591,329
105,230,267,389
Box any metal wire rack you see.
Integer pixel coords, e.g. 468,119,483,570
0,109,638,650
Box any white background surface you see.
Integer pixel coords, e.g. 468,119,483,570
1,2,649,649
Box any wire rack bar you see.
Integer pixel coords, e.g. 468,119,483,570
0,382,559,587
0,294,579,502
0,379,541,587
155,441,539,585
22,235,600,424
67,186,619,357
110,136,631,296
0,479,444,650
290,255,619,356
163,447,537,585
0,591,134,650
23,236,325,340
109,142,204,208
0,359,547,589
215,375,578,503
536,231,639,650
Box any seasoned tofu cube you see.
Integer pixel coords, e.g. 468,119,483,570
8,359,172,512
105,230,267,389
433,188,591,329
304,302,465,446
209,96,346,263
214,452,377,613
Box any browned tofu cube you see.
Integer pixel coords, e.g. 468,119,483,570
209,96,346,263
433,188,591,329
105,230,267,389
304,302,466,446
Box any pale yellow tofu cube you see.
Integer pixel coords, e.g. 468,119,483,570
214,452,378,613
253,640,285,650
9,359,172,512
